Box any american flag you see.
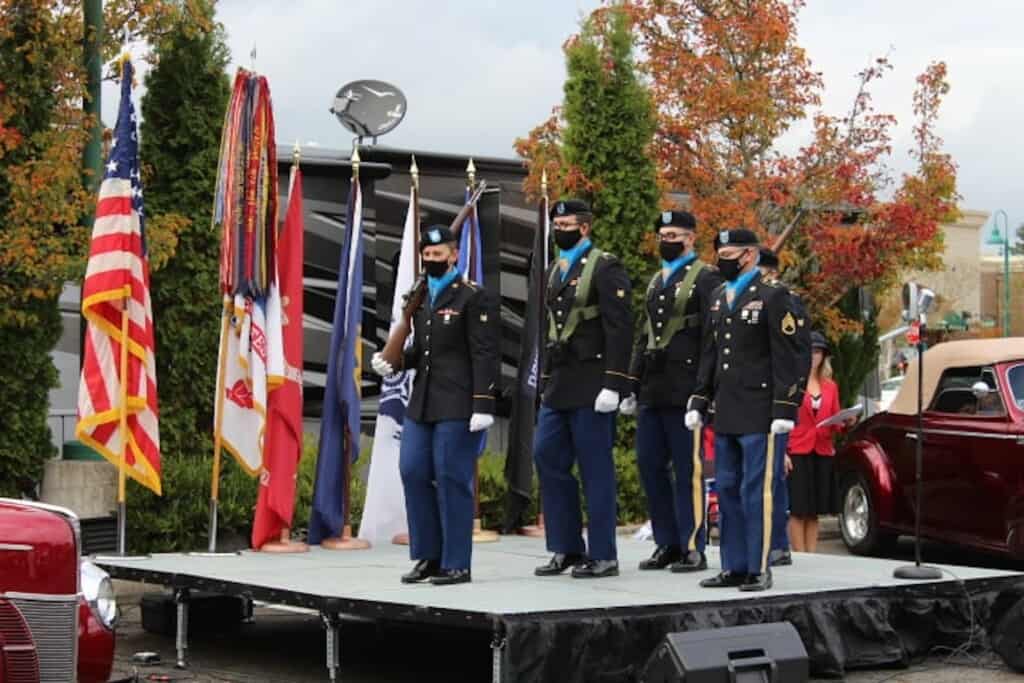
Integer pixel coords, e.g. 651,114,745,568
76,58,162,495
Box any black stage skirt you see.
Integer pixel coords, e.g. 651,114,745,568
787,452,836,517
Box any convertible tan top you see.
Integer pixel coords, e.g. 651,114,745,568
887,337,1024,415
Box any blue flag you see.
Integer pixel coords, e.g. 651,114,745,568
309,180,364,543
457,188,484,284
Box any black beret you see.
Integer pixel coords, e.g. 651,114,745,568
550,198,591,220
811,331,830,353
714,228,759,249
758,247,779,270
420,224,456,249
655,210,696,231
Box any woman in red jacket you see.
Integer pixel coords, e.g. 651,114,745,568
785,332,853,553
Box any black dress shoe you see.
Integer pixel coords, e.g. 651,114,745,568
430,568,471,586
739,570,773,592
534,553,585,577
669,550,707,573
571,559,620,579
769,549,792,567
699,571,747,588
401,559,440,584
639,545,682,570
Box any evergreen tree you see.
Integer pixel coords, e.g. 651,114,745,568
0,2,62,495
140,2,230,461
561,6,661,308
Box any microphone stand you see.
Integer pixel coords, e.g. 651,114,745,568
893,316,941,580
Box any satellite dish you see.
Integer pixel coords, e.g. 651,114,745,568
329,80,407,143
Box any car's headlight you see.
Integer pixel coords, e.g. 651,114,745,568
80,559,117,629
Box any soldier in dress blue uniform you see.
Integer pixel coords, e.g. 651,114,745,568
686,229,802,591
533,199,633,579
757,247,812,568
620,211,723,572
371,225,498,586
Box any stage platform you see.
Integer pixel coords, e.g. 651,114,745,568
95,536,1024,682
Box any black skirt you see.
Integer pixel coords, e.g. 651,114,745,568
787,453,836,517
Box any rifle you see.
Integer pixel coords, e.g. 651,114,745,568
378,180,488,369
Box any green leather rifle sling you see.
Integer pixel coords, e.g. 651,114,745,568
547,248,605,343
645,260,706,350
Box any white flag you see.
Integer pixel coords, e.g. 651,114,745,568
359,187,418,543
216,294,268,475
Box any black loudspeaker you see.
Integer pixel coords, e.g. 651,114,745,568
642,622,808,683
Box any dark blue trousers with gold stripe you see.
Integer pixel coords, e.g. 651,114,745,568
714,432,775,576
636,406,706,553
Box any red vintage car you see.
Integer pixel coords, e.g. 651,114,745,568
0,498,116,683
836,338,1024,557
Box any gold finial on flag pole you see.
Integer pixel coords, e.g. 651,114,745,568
410,155,420,192
466,157,476,189
541,168,548,198
292,140,301,167
351,144,361,180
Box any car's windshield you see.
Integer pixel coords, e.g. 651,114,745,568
1009,364,1024,411
881,377,903,391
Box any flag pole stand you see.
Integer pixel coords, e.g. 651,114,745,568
189,300,241,558
472,463,499,543
94,288,150,561
260,528,309,553
322,429,371,550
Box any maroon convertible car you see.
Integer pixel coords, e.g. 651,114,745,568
836,338,1024,558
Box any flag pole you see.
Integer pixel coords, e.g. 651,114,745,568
392,156,419,547
518,168,548,538
205,296,232,553
322,145,370,551
115,286,131,555
466,158,499,544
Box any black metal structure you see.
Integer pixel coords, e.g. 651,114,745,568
280,145,532,423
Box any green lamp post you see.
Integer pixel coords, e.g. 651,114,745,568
986,209,1011,337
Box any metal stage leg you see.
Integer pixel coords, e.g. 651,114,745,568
174,588,189,669
321,612,341,682
491,624,506,683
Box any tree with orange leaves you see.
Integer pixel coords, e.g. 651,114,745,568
517,0,958,405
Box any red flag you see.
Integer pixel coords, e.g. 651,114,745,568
76,58,161,495
252,169,305,548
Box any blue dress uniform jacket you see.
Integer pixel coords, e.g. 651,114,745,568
629,263,724,407
398,276,498,572
688,271,802,433
403,278,498,422
541,247,633,409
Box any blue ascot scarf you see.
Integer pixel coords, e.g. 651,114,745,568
558,238,593,282
428,266,460,308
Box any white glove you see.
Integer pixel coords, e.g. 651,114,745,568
469,413,494,433
770,419,795,435
619,394,637,416
684,410,702,431
371,352,395,378
594,389,620,414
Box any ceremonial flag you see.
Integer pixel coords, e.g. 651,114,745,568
252,167,305,548
502,194,549,531
309,179,364,543
359,186,419,544
76,58,161,495
458,187,485,283
212,71,282,478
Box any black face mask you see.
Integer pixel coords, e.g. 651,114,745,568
423,259,450,279
718,256,742,281
659,241,685,262
554,228,582,251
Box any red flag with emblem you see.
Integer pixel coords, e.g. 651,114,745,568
252,168,305,548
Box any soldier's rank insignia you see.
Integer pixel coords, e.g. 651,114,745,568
781,312,797,336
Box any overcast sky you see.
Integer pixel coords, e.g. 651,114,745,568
107,0,1023,249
